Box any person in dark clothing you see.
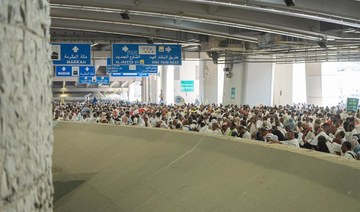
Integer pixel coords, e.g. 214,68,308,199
316,135,330,153
272,126,286,141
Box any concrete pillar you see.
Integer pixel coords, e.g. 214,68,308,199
223,61,246,105
273,64,294,106
156,71,161,103
273,63,307,106
160,66,167,102
174,61,200,104
166,66,175,104
243,58,275,106
321,63,339,106
305,63,339,106
94,59,106,75
202,60,218,104
141,78,146,102
148,74,158,103
0,0,53,211
306,63,323,105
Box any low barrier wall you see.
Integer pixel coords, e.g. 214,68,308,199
53,122,360,211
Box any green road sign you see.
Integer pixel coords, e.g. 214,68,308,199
346,97,359,112
181,80,194,92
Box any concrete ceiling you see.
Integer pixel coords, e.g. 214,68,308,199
50,0,360,97
50,0,360,63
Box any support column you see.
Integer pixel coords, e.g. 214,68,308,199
273,64,294,106
244,59,275,106
148,73,158,103
202,60,218,104
160,66,167,103
140,78,146,102
223,61,246,105
321,63,339,106
306,63,339,106
0,0,53,211
165,66,175,104
306,63,323,105
273,63,307,106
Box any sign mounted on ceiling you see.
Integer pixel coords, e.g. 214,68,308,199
112,44,182,65
111,73,150,77
55,66,95,77
78,76,110,85
55,66,78,77
79,66,95,76
51,43,91,65
106,58,158,74
96,76,110,84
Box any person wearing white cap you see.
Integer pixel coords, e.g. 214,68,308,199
260,127,278,143
269,131,300,148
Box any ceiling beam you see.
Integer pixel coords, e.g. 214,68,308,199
49,0,357,41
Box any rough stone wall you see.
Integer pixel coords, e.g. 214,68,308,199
0,0,53,211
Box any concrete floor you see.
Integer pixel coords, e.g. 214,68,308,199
53,122,360,212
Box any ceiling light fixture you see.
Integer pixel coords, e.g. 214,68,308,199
120,11,130,20
284,0,295,7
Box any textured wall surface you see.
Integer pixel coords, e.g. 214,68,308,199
0,0,53,211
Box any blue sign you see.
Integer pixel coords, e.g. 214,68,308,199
55,66,73,77
51,43,91,65
79,66,95,76
79,76,110,84
107,58,158,73
112,44,182,65
96,76,110,84
79,76,96,84
111,73,150,77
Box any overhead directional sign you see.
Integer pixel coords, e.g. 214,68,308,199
55,66,78,77
79,66,95,76
96,76,110,84
112,44,182,65
79,76,96,84
111,73,150,77
79,76,110,85
107,58,157,74
51,43,91,65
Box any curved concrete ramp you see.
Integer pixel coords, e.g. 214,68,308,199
53,122,360,212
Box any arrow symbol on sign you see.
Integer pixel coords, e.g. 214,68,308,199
85,67,89,71
72,46,79,53
62,67,66,71
165,46,172,53
122,46,129,52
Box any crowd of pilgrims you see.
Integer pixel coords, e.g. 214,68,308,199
53,101,360,161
